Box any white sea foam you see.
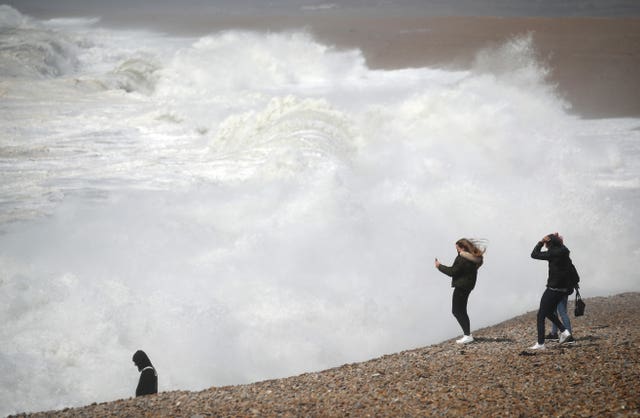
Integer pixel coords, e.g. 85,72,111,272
1,5,639,416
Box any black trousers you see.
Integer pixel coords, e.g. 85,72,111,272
537,288,567,344
452,287,472,336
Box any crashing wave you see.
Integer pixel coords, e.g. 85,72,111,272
210,96,356,178
0,6,80,78
106,57,160,94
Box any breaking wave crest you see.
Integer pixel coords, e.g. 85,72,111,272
0,6,80,78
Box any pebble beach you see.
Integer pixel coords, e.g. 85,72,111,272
14,292,640,417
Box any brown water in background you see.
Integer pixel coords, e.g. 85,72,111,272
130,15,640,119
7,0,640,118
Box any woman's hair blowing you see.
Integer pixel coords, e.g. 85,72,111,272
456,238,487,257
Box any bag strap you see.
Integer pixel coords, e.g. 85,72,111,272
141,366,157,376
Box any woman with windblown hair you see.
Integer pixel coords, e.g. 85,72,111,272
435,238,485,344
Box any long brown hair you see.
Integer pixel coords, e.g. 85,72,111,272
456,238,486,257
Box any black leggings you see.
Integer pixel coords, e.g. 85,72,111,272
452,287,472,335
537,288,567,344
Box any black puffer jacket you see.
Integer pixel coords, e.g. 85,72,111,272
531,241,571,289
437,253,482,291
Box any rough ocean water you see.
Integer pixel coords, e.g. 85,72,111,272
1,4,639,415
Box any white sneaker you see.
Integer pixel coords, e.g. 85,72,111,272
529,342,546,350
559,329,572,344
456,335,474,344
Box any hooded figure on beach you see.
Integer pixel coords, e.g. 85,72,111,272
434,238,485,344
133,350,158,397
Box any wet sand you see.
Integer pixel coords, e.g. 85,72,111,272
16,292,640,417
127,15,640,119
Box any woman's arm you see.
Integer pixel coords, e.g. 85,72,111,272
530,241,546,259
531,240,569,260
436,256,462,277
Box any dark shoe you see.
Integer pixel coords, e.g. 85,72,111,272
545,332,559,341
562,335,576,345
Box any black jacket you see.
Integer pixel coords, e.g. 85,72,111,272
531,241,571,289
437,253,482,291
136,367,158,397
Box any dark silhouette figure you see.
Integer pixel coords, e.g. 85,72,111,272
132,350,158,397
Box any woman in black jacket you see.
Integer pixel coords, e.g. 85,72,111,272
529,233,573,350
435,238,485,344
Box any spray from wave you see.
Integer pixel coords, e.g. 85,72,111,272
1,5,639,415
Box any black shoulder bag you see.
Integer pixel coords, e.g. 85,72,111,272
574,289,585,317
